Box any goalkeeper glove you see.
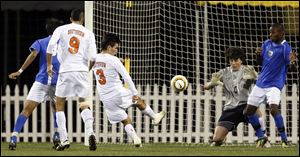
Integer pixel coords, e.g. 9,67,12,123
243,65,258,80
205,72,223,88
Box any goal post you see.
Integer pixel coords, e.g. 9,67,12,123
86,1,299,144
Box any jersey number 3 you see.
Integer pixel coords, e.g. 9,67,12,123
68,36,80,54
96,69,106,85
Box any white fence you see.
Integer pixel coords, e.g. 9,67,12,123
1,84,299,144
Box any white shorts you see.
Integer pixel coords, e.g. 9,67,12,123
55,71,89,98
101,87,134,124
27,81,56,103
247,85,281,107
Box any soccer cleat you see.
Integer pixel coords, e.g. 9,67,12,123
56,140,70,151
210,140,223,147
256,137,268,148
8,136,17,150
281,140,289,148
133,137,142,148
52,132,60,149
152,111,166,125
88,134,97,151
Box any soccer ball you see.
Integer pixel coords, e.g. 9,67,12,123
171,75,188,92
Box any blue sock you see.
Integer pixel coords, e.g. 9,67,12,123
13,114,28,133
273,114,287,141
53,112,58,129
248,114,264,138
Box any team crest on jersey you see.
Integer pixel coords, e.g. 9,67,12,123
268,50,273,57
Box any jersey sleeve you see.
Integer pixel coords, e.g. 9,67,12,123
87,32,97,61
47,27,61,55
113,57,138,95
29,40,41,54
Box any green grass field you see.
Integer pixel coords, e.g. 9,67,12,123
1,142,299,156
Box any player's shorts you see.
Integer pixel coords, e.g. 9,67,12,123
27,81,56,103
217,104,248,131
55,71,89,98
247,85,281,107
101,87,134,124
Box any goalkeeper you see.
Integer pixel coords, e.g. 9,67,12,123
203,47,270,147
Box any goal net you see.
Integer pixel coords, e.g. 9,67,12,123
87,1,299,144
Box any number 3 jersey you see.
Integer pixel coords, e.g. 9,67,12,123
92,53,138,101
216,65,254,110
47,23,97,73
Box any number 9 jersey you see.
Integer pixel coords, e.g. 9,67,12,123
47,23,97,73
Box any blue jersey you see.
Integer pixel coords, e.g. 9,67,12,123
29,36,60,86
256,39,292,90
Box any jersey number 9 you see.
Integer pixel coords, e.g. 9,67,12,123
68,36,80,54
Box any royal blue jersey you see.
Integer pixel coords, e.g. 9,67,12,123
256,39,292,90
29,36,60,86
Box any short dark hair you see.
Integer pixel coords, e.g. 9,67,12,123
225,47,246,64
271,23,284,32
101,33,121,51
71,9,83,21
45,18,63,35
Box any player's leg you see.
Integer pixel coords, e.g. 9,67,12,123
246,85,267,147
134,96,166,125
55,96,70,151
9,100,39,150
267,87,288,147
211,126,229,146
256,109,271,148
78,97,96,151
9,82,48,150
49,100,60,148
121,116,142,147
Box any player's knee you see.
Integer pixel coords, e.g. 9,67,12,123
270,105,279,117
244,105,257,116
79,101,91,112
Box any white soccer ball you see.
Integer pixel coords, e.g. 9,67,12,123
171,75,189,92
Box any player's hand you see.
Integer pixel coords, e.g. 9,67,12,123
47,65,54,78
8,71,21,79
289,50,297,63
243,65,258,80
132,95,141,104
255,47,262,55
208,72,223,87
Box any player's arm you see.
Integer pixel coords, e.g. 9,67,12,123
203,71,223,90
8,50,38,79
46,27,61,77
114,58,138,95
255,47,262,65
88,33,97,71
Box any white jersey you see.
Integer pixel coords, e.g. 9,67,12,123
93,53,138,100
47,23,97,73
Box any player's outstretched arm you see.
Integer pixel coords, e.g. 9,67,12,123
8,50,38,79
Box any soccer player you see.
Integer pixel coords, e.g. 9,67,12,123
46,9,97,151
245,23,297,148
92,33,166,147
8,18,63,150
203,47,270,147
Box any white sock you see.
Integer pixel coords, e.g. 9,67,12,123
124,124,139,140
56,111,68,141
141,105,156,119
80,108,94,135
258,116,266,136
